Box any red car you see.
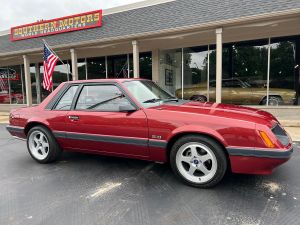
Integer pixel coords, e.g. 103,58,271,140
6,79,293,188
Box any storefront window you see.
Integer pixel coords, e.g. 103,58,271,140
269,39,297,105
40,61,71,101
87,57,106,79
52,61,71,85
182,46,209,101
140,52,152,80
128,52,152,79
0,65,25,104
221,40,269,105
159,49,182,95
107,55,128,78
30,65,38,104
78,58,87,80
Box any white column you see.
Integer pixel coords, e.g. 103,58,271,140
151,49,160,83
105,56,108,79
266,38,271,106
181,48,184,100
132,40,140,78
216,28,223,103
70,49,78,81
35,63,41,104
207,45,210,102
23,55,32,106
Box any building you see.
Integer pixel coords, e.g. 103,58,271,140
0,0,299,112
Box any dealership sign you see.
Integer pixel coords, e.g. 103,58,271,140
10,10,102,41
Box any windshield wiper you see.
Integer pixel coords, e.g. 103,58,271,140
143,98,162,103
87,94,124,110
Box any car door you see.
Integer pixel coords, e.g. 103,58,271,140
45,84,80,149
64,83,149,158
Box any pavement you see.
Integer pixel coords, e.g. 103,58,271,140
0,124,300,225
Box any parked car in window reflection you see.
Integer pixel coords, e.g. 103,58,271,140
0,90,23,104
176,78,296,105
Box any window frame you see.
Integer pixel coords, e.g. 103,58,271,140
52,85,79,111
73,82,139,112
47,82,139,112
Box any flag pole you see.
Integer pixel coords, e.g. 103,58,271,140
42,39,71,81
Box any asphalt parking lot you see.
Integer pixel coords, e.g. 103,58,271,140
0,124,300,225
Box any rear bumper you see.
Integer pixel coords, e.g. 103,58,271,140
227,146,293,175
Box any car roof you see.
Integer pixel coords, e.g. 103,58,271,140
66,78,148,85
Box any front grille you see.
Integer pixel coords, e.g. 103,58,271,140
272,124,290,146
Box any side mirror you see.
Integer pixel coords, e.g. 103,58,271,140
119,104,137,112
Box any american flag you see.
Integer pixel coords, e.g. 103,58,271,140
43,43,58,91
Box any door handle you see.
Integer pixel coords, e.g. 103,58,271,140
68,115,80,121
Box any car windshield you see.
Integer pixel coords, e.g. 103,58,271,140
123,80,177,108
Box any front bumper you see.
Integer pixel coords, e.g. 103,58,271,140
227,146,293,175
6,125,26,140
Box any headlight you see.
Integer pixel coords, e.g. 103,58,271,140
272,124,290,146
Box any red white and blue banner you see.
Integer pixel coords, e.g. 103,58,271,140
43,43,59,91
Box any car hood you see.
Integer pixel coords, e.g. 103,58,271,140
151,101,277,127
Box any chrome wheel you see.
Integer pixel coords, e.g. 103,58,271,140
28,131,50,160
176,142,217,184
268,97,281,106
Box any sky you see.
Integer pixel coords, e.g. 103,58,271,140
1,0,143,31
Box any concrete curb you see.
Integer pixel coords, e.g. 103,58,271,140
279,120,300,127
0,115,8,124
284,127,300,142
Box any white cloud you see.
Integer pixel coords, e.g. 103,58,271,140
0,0,143,30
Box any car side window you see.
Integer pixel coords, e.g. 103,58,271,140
231,80,243,87
54,85,78,110
222,80,231,87
75,84,132,112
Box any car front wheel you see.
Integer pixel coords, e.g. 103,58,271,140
170,135,227,188
27,125,62,163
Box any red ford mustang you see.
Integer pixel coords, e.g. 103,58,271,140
6,79,293,188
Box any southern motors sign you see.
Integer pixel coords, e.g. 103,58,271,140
10,10,102,41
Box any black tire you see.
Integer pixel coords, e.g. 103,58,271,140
11,98,18,104
27,125,62,163
170,135,227,188
190,95,207,102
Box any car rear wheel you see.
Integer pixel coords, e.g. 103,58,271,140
261,96,283,106
11,98,19,104
190,95,207,102
170,135,227,188
27,126,62,163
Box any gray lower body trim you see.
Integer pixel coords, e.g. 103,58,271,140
227,146,293,159
148,140,167,148
6,125,24,134
53,131,167,149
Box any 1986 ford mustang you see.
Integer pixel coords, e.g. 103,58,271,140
6,79,293,188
